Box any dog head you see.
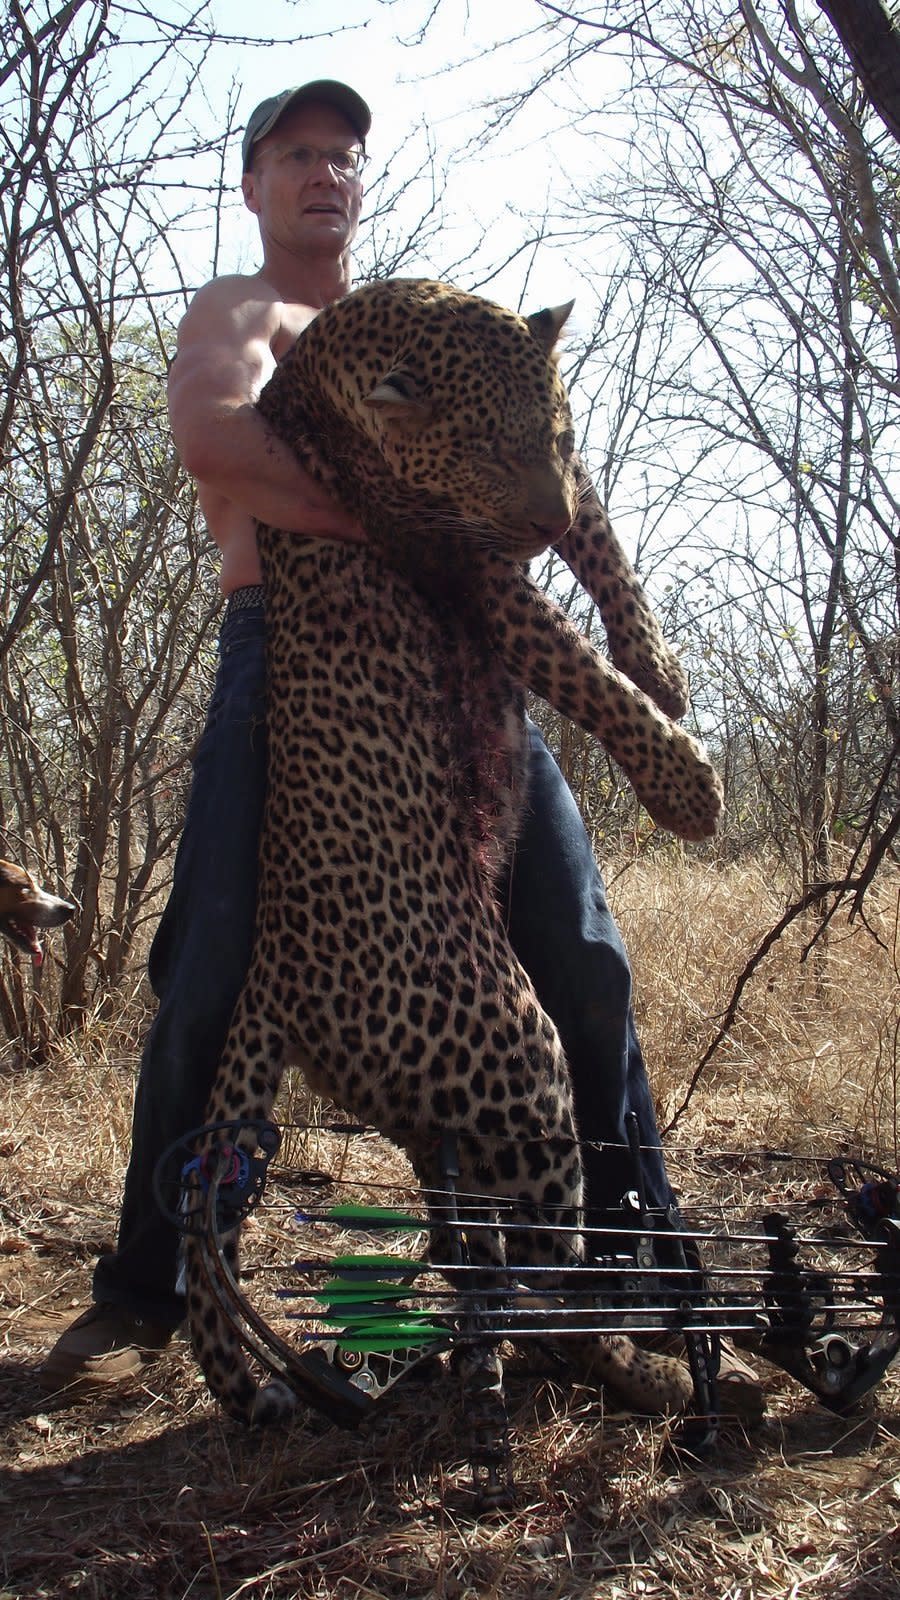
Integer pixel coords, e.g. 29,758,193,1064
0,859,76,965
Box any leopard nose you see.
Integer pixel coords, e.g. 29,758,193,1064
529,513,573,542
524,500,575,548
522,469,577,545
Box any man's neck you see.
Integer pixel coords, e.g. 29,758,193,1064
258,243,353,308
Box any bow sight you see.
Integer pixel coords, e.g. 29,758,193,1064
156,1120,900,1507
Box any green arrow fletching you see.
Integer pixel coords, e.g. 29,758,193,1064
323,1204,424,1230
316,1279,418,1304
329,1253,421,1272
335,1321,448,1350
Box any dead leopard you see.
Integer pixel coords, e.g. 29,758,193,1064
184,279,718,1426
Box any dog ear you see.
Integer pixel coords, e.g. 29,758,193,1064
526,301,575,353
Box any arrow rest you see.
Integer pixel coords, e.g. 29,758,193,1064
154,1118,283,1235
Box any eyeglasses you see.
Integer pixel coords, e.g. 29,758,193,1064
281,144,367,175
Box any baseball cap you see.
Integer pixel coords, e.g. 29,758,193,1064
242,81,372,169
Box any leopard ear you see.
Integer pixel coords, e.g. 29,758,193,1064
526,301,575,353
364,370,432,426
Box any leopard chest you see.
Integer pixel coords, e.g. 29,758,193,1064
256,529,528,883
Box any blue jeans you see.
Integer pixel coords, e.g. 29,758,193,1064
94,605,269,1323
503,722,673,1232
94,606,673,1324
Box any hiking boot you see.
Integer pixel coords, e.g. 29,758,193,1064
37,1303,179,1395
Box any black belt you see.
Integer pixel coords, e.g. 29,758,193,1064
224,584,265,619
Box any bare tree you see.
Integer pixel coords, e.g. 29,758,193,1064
402,0,898,1122
445,3,900,901
0,1,238,1043
0,2,470,1051
817,0,900,142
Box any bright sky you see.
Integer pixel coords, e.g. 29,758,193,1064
22,0,886,667
170,0,614,318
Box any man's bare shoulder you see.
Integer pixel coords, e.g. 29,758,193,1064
177,273,281,340
177,274,319,359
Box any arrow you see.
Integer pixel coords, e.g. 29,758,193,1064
316,1278,422,1305
287,1253,423,1284
297,1204,424,1231
330,1318,450,1351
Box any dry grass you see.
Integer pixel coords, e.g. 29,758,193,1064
616,854,899,1162
1,857,898,1599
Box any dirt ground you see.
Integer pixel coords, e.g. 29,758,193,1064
2,1095,899,1600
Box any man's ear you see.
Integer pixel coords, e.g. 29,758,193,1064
241,171,261,216
363,370,432,427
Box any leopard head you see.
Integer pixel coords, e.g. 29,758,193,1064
262,278,579,560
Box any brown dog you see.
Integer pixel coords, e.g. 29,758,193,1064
0,859,75,966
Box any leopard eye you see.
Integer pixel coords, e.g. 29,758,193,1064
380,370,418,400
557,429,576,461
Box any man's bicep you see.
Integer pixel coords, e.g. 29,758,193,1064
169,287,275,418
167,335,275,468
168,338,256,416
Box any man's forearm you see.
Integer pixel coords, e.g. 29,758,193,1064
175,402,363,540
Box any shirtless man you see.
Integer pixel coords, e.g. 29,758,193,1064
38,81,705,1397
172,82,369,577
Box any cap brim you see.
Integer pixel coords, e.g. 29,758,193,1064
244,80,371,167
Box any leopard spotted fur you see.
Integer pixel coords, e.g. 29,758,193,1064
184,279,717,1425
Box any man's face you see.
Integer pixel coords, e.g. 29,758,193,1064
241,102,364,257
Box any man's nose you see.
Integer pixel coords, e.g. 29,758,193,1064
309,154,342,179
